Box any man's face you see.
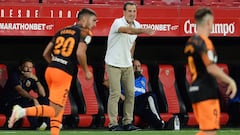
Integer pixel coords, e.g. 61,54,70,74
124,5,137,24
133,60,142,72
86,15,97,30
21,62,33,73
208,15,214,33
203,14,214,34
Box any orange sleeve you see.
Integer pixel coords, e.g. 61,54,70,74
200,36,215,67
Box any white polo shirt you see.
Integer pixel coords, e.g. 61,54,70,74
105,16,141,68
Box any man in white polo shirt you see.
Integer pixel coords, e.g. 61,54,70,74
104,1,154,131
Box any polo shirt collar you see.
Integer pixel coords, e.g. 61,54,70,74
122,16,136,27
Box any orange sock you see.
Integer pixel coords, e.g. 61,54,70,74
26,105,56,117
50,109,64,135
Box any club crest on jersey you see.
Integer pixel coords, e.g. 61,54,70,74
84,35,92,44
207,50,218,63
25,80,31,87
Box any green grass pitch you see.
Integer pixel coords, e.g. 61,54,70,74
0,129,240,135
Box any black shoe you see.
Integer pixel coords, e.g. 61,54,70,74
109,125,123,131
160,120,165,129
123,124,141,131
153,120,165,130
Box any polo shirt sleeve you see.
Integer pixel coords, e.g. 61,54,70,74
134,21,141,29
111,19,122,33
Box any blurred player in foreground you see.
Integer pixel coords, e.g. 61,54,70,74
184,7,237,135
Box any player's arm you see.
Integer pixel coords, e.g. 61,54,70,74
15,85,36,101
22,71,46,97
206,64,237,99
35,81,46,97
76,42,92,80
201,48,237,99
118,26,155,35
43,41,54,64
31,76,46,97
15,85,40,105
77,42,88,71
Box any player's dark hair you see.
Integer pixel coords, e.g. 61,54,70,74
77,8,96,21
123,1,137,11
194,7,213,23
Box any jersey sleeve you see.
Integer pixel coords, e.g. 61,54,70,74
199,38,217,66
80,28,92,45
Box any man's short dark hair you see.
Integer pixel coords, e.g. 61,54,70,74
19,58,33,67
77,8,96,20
194,7,213,23
123,1,137,11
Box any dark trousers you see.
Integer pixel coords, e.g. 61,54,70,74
134,92,163,129
228,102,240,126
117,92,163,129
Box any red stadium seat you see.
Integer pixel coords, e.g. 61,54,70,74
67,0,89,4
0,64,8,128
216,63,230,112
157,65,186,123
0,114,6,127
92,0,141,5
76,65,104,127
141,64,152,92
77,65,99,115
62,93,79,128
21,116,31,128
144,0,166,5
161,0,181,5
43,0,88,4
201,0,220,2
0,64,8,89
91,0,108,4
0,0,39,3
231,1,240,6
64,96,72,116
144,0,181,5
41,0,67,3
220,0,237,2
217,63,230,112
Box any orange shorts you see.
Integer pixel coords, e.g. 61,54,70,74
45,67,72,107
192,99,220,131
